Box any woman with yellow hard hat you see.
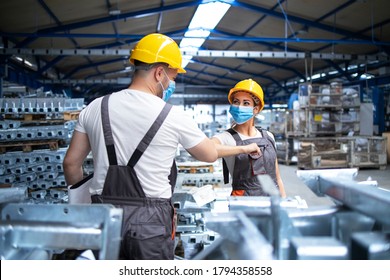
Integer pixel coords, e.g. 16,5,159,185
212,79,286,197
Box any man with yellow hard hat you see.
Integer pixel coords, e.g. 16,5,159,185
63,33,259,260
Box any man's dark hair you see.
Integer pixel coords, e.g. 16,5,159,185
133,60,168,73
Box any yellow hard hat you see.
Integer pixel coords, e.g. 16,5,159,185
228,79,264,110
129,33,186,73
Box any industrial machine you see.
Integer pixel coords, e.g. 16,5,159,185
1,167,389,260
172,168,390,260
0,187,123,260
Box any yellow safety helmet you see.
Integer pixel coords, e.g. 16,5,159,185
228,79,264,110
129,33,186,73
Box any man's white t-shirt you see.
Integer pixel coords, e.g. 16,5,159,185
75,89,206,198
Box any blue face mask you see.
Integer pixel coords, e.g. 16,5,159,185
160,70,176,101
163,80,176,101
229,105,254,124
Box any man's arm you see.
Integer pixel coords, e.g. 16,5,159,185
63,130,91,185
186,138,218,163
211,137,260,158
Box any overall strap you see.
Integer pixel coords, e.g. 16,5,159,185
101,94,117,165
226,128,241,143
222,159,229,185
259,128,276,150
128,102,173,167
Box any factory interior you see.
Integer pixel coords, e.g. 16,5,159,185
0,0,390,261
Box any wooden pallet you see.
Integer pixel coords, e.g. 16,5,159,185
63,111,81,120
0,139,61,153
3,111,80,122
177,164,214,174
4,113,47,121
16,119,66,126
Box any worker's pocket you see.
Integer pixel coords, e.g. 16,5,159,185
250,149,266,176
123,223,169,259
129,224,166,240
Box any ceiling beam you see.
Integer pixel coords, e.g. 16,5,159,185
230,0,381,42
2,48,388,62
4,32,390,46
38,78,131,85
14,1,203,48
0,48,130,56
62,57,125,79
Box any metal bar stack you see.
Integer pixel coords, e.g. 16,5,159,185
0,97,84,204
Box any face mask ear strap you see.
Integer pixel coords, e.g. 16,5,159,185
157,68,167,95
151,64,167,85
162,69,172,82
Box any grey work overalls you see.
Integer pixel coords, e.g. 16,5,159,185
92,94,177,260
223,128,279,196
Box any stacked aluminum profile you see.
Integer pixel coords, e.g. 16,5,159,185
0,97,84,115
0,149,69,203
0,121,75,142
0,97,85,204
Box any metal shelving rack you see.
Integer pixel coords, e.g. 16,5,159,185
299,83,361,137
268,110,302,165
297,137,349,169
0,97,84,203
340,136,387,170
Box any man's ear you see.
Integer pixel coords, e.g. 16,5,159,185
154,65,165,82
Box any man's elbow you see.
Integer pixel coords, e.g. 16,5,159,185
203,150,218,163
203,140,218,162
187,140,218,163
62,157,70,171
63,155,79,173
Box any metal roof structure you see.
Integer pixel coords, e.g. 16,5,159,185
0,0,389,104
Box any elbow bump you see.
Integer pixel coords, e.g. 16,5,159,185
210,151,218,162
202,151,218,163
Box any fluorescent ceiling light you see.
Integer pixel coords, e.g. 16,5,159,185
311,73,321,80
15,56,33,67
271,104,288,108
180,1,231,69
360,73,374,79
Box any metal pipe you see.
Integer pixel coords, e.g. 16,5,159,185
257,175,282,258
0,188,26,204
297,169,390,226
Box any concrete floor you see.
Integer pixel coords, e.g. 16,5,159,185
279,163,390,207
